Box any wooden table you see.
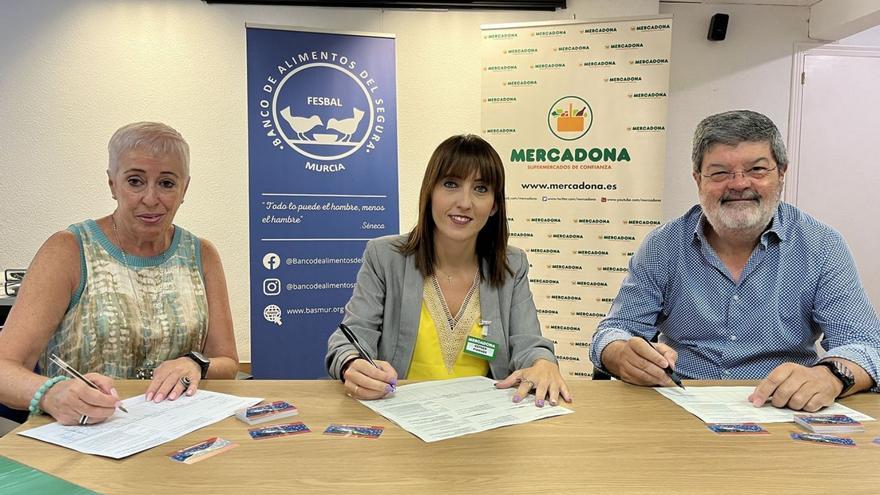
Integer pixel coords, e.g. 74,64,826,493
1,380,878,494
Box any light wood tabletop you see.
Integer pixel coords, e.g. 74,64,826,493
1,380,878,494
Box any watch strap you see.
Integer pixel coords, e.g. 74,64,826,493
815,360,855,397
184,352,210,379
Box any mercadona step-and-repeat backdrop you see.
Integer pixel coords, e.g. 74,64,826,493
481,16,672,378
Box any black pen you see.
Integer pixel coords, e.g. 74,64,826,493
338,323,396,393
338,323,380,369
635,336,686,389
50,353,129,413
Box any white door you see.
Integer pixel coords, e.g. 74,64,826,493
788,45,880,311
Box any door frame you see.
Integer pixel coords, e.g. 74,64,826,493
786,42,880,204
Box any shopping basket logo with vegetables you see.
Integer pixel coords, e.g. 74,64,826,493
548,96,593,141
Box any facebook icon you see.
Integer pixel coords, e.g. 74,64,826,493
262,252,281,270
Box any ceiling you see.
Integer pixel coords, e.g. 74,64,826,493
663,1,821,6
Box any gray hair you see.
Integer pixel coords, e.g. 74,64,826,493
691,110,788,174
108,122,190,177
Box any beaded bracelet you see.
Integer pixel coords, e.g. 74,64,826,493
28,375,69,416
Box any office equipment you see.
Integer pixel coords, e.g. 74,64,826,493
708,13,729,41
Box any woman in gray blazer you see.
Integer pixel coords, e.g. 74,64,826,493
326,135,571,407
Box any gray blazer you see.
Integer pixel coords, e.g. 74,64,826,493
326,235,557,380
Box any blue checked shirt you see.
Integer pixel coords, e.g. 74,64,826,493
590,203,880,390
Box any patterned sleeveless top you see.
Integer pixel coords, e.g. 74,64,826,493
39,219,208,378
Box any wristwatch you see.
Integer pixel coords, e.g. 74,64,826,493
814,360,855,398
184,351,211,379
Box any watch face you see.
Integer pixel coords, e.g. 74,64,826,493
190,351,208,364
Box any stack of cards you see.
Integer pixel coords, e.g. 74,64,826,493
169,437,238,464
235,401,298,425
793,414,864,434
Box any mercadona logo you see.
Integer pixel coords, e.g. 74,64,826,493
547,96,593,141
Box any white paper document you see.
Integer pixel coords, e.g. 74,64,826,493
19,390,261,458
358,376,574,442
655,386,874,424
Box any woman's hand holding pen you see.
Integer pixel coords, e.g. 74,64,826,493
146,357,201,403
342,358,398,400
495,359,572,407
41,373,120,426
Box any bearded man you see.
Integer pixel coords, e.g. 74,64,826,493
590,110,879,411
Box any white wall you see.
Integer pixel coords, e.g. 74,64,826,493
1,0,819,361
0,0,658,361
659,3,810,218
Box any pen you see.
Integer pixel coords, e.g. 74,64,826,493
634,336,686,389
50,353,129,413
338,323,396,393
337,323,380,369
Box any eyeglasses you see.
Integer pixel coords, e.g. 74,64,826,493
701,166,777,183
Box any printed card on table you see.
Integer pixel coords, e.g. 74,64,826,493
169,437,238,464
323,424,385,439
790,432,856,448
248,421,311,440
706,423,769,435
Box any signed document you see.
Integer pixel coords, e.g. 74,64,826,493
19,390,261,459
358,376,573,442
655,386,874,424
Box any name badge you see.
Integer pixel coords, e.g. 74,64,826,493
463,336,497,361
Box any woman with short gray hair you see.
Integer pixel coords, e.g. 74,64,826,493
0,122,238,426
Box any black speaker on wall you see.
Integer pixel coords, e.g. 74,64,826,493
708,13,729,41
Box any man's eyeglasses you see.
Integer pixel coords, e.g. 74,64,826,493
701,166,777,183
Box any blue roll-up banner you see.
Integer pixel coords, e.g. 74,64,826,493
247,25,398,378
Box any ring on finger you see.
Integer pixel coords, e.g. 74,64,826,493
353,384,360,397
522,378,536,389
78,414,89,426
180,376,192,388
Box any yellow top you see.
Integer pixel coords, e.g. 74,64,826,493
407,302,490,380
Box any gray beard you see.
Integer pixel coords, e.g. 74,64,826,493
702,195,779,235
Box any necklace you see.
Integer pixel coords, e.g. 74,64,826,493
111,214,175,302
111,214,140,295
435,267,454,285
110,214,154,325
434,265,478,287
111,215,170,352
109,214,207,377
112,214,155,375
